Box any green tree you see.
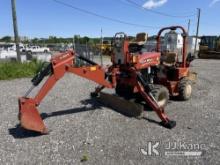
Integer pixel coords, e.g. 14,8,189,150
32,38,39,44
82,36,90,44
0,36,12,42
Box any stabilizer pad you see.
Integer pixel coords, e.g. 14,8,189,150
160,120,176,129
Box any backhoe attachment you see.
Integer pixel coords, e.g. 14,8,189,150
18,50,176,134
18,51,112,133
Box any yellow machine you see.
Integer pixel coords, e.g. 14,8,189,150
96,40,112,56
198,36,220,59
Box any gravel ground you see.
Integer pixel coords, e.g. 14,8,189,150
0,59,219,165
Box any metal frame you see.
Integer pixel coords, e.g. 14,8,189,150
156,26,188,68
155,26,190,96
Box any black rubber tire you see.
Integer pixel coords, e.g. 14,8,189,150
178,78,192,100
150,85,169,108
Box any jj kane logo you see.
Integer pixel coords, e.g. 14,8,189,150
140,141,160,156
140,141,206,157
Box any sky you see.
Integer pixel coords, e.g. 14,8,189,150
0,0,219,38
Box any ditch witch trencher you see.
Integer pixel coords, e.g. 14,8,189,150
18,26,196,134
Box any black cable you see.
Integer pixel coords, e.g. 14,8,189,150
52,0,162,29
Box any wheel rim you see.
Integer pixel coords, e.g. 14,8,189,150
157,92,167,107
185,84,192,97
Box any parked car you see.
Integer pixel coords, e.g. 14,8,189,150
0,49,17,59
24,46,50,53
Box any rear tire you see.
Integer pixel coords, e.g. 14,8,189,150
178,78,192,100
150,85,169,108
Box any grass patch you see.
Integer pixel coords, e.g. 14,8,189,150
80,154,89,162
0,60,43,80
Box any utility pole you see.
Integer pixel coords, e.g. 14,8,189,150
194,8,201,55
187,19,191,34
11,0,21,62
100,28,103,66
73,36,75,51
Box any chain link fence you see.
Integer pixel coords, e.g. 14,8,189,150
74,43,101,60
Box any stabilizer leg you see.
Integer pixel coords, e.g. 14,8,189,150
91,85,105,97
136,81,176,129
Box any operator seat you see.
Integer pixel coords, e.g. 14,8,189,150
162,52,177,67
129,33,148,53
136,33,148,45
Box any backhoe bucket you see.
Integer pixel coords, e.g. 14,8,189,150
19,98,48,134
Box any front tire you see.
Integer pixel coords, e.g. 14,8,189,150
150,85,169,108
178,78,192,100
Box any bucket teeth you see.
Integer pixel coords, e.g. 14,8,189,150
19,98,48,134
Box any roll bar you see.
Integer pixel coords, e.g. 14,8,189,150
156,26,188,68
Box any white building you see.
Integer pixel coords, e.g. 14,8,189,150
188,36,201,52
